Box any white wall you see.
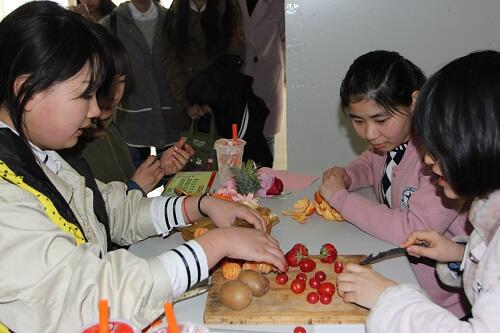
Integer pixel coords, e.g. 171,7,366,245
285,0,500,174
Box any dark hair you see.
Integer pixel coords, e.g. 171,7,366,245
340,50,426,116
0,1,107,145
95,26,130,100
413,50,500,198
77,0,116,17
171,0,236,58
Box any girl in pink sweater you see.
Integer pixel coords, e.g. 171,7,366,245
337,50,500,333
320,51,469,317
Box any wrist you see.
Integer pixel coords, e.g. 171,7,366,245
453,243,466,262
196,228,228,268
198,194,209,217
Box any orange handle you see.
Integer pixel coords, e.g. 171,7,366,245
164,302,180,333
98,299,109,333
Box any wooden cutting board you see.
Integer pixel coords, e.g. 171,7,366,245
204,255,369,325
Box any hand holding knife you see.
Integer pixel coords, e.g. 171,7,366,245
359,240,430,265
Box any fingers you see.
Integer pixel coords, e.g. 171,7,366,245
183,143,195,155
238,207,266,230
142,155,158,167
406,245,431,258
265,248,286,272
187,105,203,119
344,263,369,274
257,233,286,271
400,230,436,248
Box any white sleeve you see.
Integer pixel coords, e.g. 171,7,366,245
156,240,209,299
367,284,476,333
150,196,189,236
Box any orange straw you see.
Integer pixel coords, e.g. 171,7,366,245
164,302,180,333
98,299,109,333
231,123,238,144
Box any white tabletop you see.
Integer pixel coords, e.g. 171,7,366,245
130,180,418,333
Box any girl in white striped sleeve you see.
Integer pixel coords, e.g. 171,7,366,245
0,2,285,332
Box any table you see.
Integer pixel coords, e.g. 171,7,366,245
130,181,418,333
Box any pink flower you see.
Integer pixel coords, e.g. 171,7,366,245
233,193,259,209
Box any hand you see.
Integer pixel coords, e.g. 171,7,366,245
401,230,466,262
337,263,397,309
131,155,163,193
69,4,94,21
200,104,212,115
187,104,210,120
159,138,194,175
319,166,350,200
200,196,266,230
196,227,286,271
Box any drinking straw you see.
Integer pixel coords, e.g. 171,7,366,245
164,302,180,333
231,123,238,144
98,299,109,333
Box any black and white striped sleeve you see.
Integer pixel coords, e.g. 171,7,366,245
150,196,188,236
157,240,209,298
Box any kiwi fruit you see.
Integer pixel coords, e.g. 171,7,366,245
238,269,270,297
219,280,252,310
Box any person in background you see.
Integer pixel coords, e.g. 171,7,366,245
0,2,285,331
100,0,179,168
75,29,194,195
164,0,245,131
76,0,116,21
319,50,470,317
236,0,286,160
337,50,500,333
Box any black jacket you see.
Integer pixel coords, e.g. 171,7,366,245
187,54,273,167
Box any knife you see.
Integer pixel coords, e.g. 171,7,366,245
359,240,430,265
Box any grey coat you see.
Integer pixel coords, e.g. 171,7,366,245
100,2,179,148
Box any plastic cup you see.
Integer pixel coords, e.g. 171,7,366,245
81,320,140,333
214,138,246,184
147,321,210,333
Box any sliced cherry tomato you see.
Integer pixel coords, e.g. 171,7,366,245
291,279,306,294
320,293,332,304
306,291,319,304
314,270,326,282
276,273,288,285
318,282,335,297
299,258,316,272
334,261,344,274
308,277,320,289
294,326,307,333
296,272,307,282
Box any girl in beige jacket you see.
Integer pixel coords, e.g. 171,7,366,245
0,2,285,332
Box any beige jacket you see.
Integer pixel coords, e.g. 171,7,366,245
0,156,172,332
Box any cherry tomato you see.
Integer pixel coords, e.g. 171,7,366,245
314,270,326,282
296,272,307,282
318,282,335,297
294,327,307,333
291,279,306,294
276,273,288,285
334,261,344,274
308,277,320,289
299,258,316,272
306,291,319,304
320,293,332,304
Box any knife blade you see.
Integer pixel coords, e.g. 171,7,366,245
359,240,430,265
359,247,407,265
